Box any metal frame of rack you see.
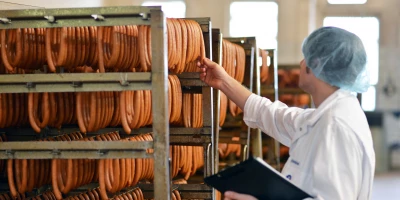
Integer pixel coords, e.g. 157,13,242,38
0,6,171,199
211,28,222,176
259,48,281,170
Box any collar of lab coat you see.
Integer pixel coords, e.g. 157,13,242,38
296,89,353,137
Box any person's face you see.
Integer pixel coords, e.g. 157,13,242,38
299,59,311,92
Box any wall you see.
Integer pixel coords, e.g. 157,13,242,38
0,0,103,8
313,0,400,111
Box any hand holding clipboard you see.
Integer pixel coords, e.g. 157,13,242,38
204,156,313,200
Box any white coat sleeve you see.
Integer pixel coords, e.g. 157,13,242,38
243,94,308,147
309,122,362,199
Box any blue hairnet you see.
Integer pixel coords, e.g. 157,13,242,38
302,26,370,93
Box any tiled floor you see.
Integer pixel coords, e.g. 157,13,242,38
372,171,400,200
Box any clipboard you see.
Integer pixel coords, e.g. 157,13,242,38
204,156,313,200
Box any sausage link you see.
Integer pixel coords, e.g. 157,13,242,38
62,159,73,194
1,30,15,72
118,158,126,191
55,92,65,129
4,93,13,127
138,26,147,72
37,93,50,128
7,160,18,198
56,27,68,68
11,93,19,126
75,93,87,133
26,159,35,192
51,159,63,200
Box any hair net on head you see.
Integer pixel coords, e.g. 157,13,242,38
302,26,370,93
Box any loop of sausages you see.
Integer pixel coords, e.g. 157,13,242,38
165,18,205,73
219,92,228,127
182,93,203,128
120,89,153,134
168,75,182,125
6,132,83,198
27,92,76,133
221,39,246,117
28,93,50,133
0,28,45,73
0,93,28,128
168,145,204,180
221,39,245,82
45,27,99,72
76,92,117,133
98,133,153,200
259,49,269,84
218,140,241,159
137,25,151,72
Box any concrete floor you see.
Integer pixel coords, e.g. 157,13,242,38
372,171,400,200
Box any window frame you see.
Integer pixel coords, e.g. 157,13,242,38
141,0,186,18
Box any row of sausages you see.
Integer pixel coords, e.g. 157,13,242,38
0,75,206,133
0,18,205,74
28,186,183,200
221,39,246,84
0,192,25,200
170,145,204,180
97,133,154,200
7,132,87,197
3,131,204,199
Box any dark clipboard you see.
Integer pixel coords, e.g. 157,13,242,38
204,156,314,200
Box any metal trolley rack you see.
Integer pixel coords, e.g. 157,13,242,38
0,6,169,199
259,48,281,170
0,8,219,199
215,36,258,166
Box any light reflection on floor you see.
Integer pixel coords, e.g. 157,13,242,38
372,171,400,200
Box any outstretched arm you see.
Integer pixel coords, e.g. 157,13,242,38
197,58,252,110
198,58,309,147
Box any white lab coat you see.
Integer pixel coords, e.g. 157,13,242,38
243,89,375,200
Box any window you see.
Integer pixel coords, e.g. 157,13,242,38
323,17,379,111
142,1,186,18
230,2,278,50
328,0,367,4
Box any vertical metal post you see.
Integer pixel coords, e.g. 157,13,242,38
211,29,222,176
151,8,170,200
202,86,214,176
245,47,254,160
202,21,216,200
251,41,263,158
271,49,281,170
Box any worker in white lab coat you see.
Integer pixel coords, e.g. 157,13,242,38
197,27,375,200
